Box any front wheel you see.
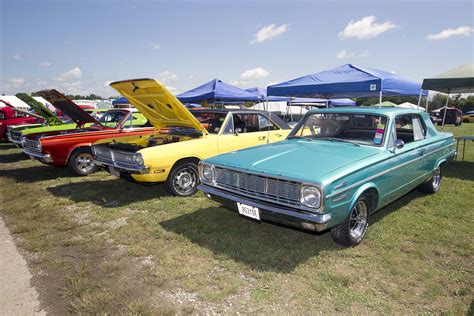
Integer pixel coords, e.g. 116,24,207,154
165,161,199,197
331,196,370,247
418,166,442,194
68,148,98,176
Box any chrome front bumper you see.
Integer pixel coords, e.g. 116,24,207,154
93,159,150,174
23,149,53,163
199,184,332,232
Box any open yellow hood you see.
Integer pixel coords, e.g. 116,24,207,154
110,78,208,135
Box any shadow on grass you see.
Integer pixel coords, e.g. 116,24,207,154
0,152,28,163
370,189,423,225
160,206,339,273
0,142,16,149
48,179,166,207
1,165,74,183
443,161,474,181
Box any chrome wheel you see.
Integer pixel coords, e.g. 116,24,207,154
432,167,441,191
173,167,198,195
349,200,368,239
76,153,95,174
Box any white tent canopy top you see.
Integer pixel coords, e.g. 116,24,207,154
250,101,309,115
397,102,425,110
0,96,31,111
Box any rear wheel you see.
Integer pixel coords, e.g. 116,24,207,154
331,196,370,247
165,161,199,197
418,166,442,194
68,148,98,176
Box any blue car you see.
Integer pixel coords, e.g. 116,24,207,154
198,107,456,247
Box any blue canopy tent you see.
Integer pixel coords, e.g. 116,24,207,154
112,97,129,106
176,79,258,105
267,64,427,104
245,87,290,102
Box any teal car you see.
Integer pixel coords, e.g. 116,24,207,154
198,107,456,247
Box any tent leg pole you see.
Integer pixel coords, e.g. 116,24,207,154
425,96,429,113
379,91,382,108
441,93,449,129
417,90,422,106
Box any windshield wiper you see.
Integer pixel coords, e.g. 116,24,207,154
317,137,360,147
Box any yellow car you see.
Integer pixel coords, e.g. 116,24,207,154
462,113,474,123
92,78,291,196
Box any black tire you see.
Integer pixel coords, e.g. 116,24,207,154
67,147,98,176
164,161,199,197
330,196,370,247
418,166,442,194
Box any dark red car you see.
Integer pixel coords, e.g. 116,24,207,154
22,90,153,175
0,100,42,140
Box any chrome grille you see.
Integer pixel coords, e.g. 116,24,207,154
24,139,41,153
9,130,22,143
93,145,138,169
214,167,301,207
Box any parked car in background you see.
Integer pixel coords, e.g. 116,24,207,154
198,107,455,247
461,112,474,123
22,90,151,175
0,100,42,140
92,78,291,196
7,93,66,145
438,108,462,126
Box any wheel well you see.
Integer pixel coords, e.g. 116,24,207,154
66,146,92,164
170,157,201,171
362,188,379,212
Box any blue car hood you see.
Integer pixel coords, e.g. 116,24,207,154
208,139,381,183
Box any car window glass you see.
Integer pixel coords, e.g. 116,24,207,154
258,114,279,131
191,111,227,134
395,114,425,144
233,114,260,133
292,113,388,146
98,111,127,128
222,115,234,134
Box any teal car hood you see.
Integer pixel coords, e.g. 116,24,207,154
209,139,381,183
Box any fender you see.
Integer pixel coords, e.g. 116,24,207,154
349,182,380,214
66,143,93,164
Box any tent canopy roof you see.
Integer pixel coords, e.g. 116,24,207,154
267,64,427,98
289,97,356,106
421,64,474,94
245,87,290,102
112,97,130,105
177,79,257,103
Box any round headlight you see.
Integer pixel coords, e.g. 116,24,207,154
133,153,144,165
202,165,213,182
300,185,321,208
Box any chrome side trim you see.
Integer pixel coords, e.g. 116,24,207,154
326,143,454,198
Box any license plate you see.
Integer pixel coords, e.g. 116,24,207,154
109,166,120,177
237,203,260,221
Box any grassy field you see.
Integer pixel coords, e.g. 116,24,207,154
0,124,473,314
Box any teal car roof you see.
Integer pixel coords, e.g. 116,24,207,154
308,106,424,117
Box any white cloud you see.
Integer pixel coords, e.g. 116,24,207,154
240,67,269,80
56,67,82,82
150,42,161,50
7,77,25,87
339,16,398,40
156,70,177,83
104,80,113,87
11,53,21,60
251,24,288,44
426,26,474,40
232,67,270,87
336,49,371,59
39,61,53,67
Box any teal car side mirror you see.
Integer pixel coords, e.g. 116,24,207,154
395,139,405,149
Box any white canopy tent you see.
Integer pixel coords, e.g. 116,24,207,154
0,95,31,111
397,102,425,110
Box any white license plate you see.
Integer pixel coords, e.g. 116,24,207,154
109,166,120,177
237,203,260,220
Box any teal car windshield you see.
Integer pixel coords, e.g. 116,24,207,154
290,113,389,146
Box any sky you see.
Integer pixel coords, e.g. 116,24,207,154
1,0,473,98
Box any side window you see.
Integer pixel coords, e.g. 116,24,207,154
222,115,234,134
258,114,279,131
395,114,426,144
233,114,259,133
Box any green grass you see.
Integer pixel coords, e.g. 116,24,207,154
0,123,473,314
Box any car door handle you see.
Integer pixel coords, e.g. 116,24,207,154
419,148,426,155
275,134,283,137
258,136,266,140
